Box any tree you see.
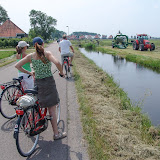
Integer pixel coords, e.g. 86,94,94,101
29,10,57,40
52,29,66,39
0,5,9,25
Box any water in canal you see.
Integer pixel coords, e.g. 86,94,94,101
79,48,160,126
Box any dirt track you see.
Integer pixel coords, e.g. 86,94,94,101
0,42,89,160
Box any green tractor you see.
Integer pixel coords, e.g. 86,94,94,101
112,34,132,49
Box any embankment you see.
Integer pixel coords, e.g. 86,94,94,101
73,47,160,160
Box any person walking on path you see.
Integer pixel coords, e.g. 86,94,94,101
16,41,34,89
15,37,67,140
59,34,74,69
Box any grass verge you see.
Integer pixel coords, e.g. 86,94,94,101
73,47,160,160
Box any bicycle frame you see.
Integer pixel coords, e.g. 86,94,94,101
16,102,48,126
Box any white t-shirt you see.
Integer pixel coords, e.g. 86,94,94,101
59,39,72,55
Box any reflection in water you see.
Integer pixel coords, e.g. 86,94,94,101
113,55,126,69
80,48,160,126
136,63,145,71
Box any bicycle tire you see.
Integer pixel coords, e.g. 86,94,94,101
64,63,69,78
0,85,23,119
15,107,39,157
56,103,61,124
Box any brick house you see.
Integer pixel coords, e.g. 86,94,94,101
0,19,27,38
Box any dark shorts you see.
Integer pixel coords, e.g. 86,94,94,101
35,76,60,108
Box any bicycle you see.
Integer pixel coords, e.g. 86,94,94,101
0,70,57,119
13,87,61,157
0,76,25,119
63,56,71,79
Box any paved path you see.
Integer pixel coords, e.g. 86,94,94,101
0,42,89,160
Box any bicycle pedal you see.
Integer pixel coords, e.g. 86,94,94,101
36,119,45,127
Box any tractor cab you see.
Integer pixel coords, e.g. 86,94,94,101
137,34,149,44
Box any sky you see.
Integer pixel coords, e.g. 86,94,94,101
1,0,160,37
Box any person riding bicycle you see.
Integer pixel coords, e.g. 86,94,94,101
59,34,74,69
15,37,67,140
16,41,34,90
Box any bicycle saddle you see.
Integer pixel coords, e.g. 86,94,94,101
63,56,69,58
24,86,38,95
13,76,23,82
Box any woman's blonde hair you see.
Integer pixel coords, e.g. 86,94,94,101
35,43,47,64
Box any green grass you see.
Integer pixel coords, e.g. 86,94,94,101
0,51,16,59
126,54,160,71
73,63,110,160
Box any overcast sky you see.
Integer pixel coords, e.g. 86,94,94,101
1,0,160,37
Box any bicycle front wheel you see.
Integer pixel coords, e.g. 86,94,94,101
16,108,39,157
56,103,61,124
0,85,23,119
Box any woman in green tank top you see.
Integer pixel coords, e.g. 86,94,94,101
15,37,67,140
16,41,34,89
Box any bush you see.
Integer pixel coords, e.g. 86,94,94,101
84,43,96,50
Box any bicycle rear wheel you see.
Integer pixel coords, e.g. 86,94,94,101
64,63,69,78
0,85,23,119
16,108,39,157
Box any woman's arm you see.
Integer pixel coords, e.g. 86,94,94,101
46,52,64,75
15,54,33,76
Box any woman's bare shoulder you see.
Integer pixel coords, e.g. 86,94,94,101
25,53,35,61
44,51,53,58
45,51,52,55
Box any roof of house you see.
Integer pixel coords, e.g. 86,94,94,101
108,35,113,38
0,19,26,38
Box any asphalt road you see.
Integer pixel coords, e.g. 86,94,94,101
0,42,89,160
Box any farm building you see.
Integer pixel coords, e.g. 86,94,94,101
108,35,113,39
0,19,27,38
94,35,100,39
102,35,107,39
79,35,86,40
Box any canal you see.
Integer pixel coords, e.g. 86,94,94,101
79,48,160,126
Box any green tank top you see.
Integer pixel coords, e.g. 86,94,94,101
17,54,31,72
31,56,52,79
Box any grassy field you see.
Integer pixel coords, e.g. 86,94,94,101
73,47,160,160
0,51,16,59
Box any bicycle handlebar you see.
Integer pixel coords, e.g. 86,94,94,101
59,73,64,77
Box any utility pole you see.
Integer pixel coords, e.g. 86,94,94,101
66,26,69,36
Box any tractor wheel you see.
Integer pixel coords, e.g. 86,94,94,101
150,43,155,51
133,41,139,50
112,44,114,48
139,44,144,51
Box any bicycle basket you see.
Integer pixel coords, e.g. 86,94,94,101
16,95,36,108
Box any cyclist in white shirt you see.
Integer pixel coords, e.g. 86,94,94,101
59,34,74,69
